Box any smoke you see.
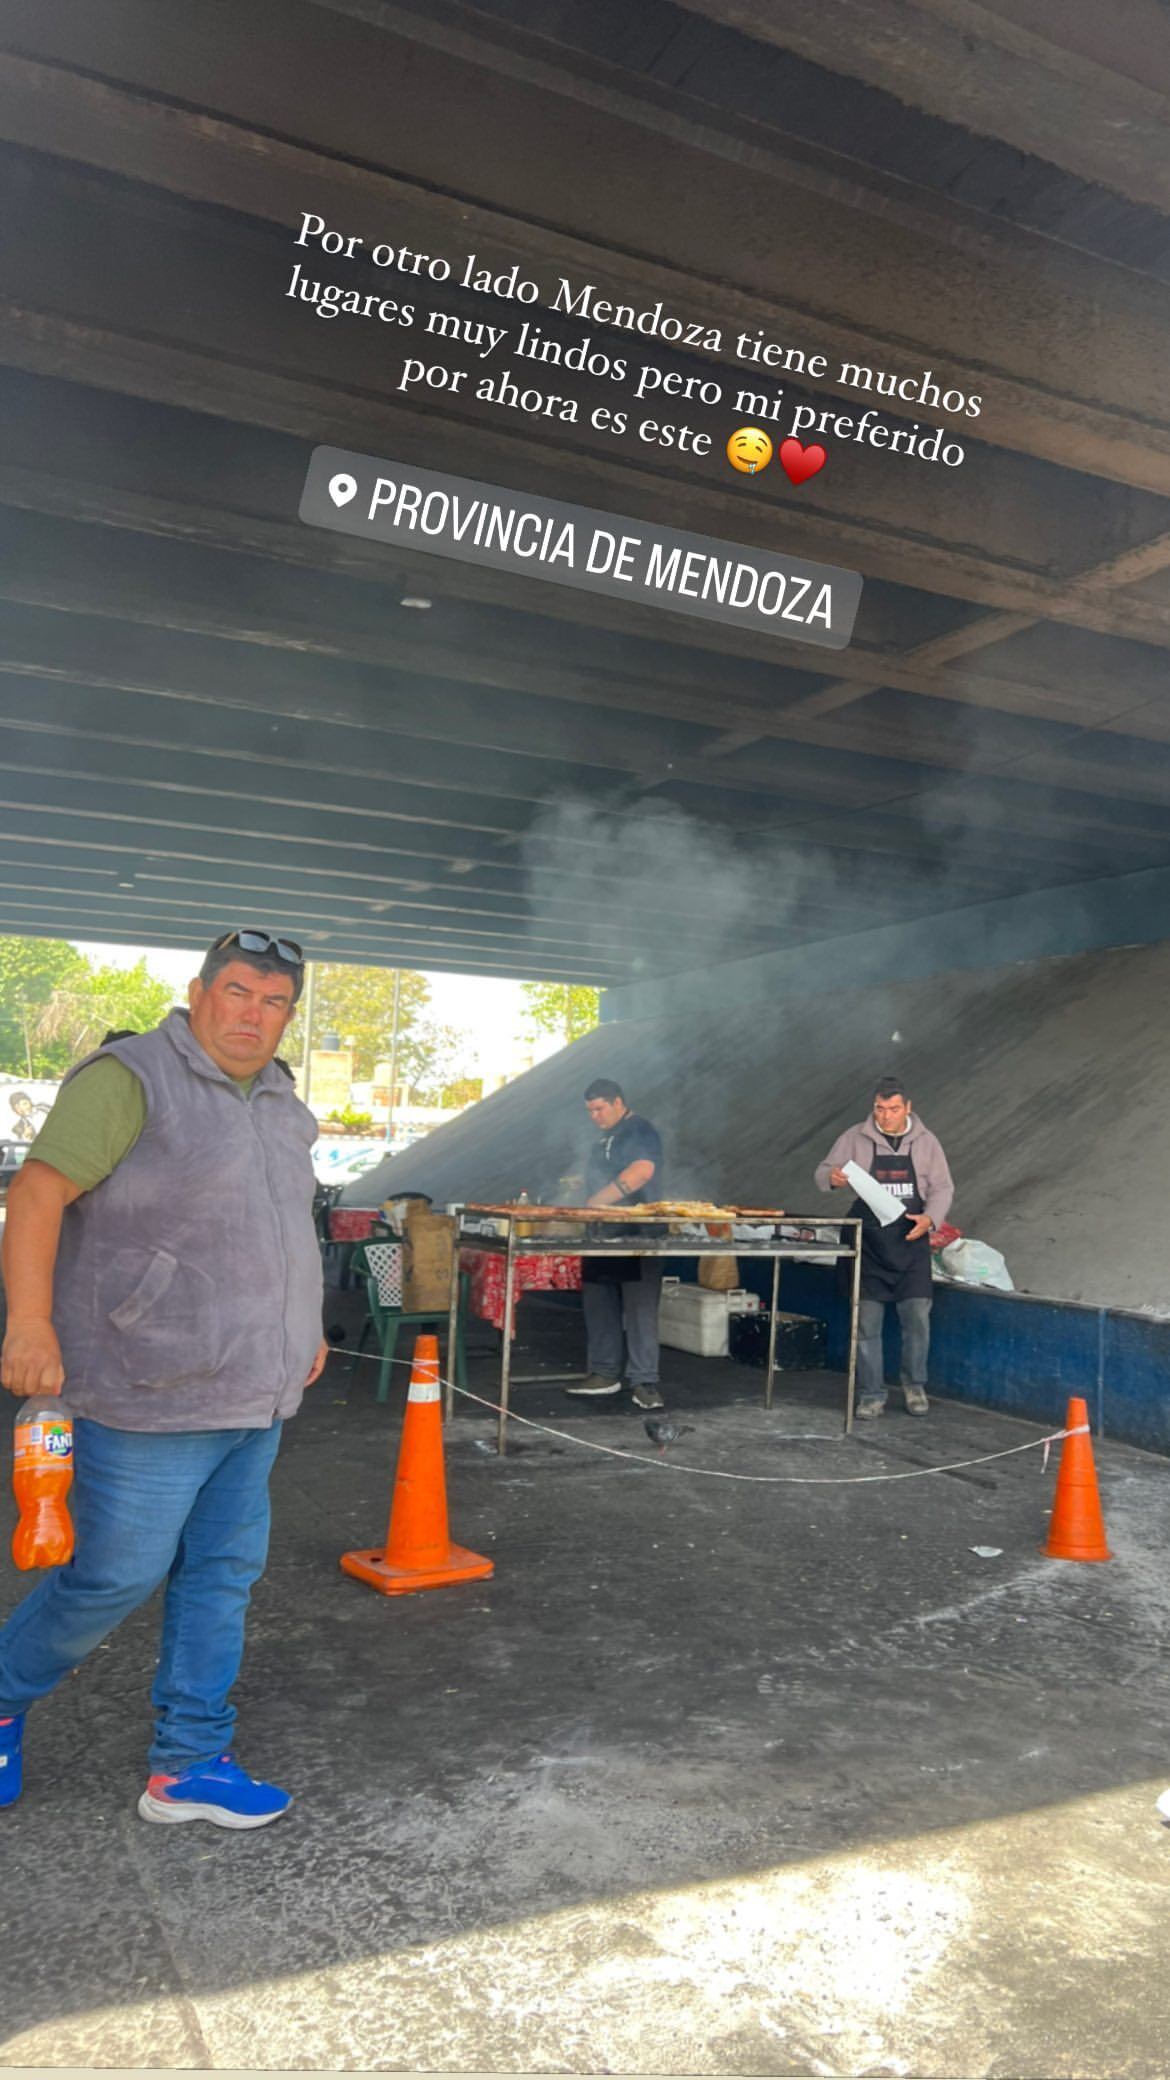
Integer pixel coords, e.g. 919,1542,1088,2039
517,774,1005,997
520,793,826,986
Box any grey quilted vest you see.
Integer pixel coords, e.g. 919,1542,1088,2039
53,1009,323,1431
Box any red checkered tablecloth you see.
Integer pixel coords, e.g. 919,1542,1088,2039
328,1207,381,1243
461,1245,582,1332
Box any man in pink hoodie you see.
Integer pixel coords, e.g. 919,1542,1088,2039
816,1077,954,1419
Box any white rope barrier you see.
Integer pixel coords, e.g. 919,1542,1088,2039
341,1345,1082,1486
447,1377,1082,1484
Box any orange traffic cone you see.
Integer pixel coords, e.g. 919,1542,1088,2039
1043,1396,1112,1562
341,1333,494,1595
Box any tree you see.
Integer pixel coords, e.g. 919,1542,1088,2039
0,938,139,1076
520,982,600,1046
32,960,175,1071
395,1015,464,1101
391,1015,482,1103
0,937,87,1075
86,959,175,1040
437,1074,484,1110
285,965,431,1084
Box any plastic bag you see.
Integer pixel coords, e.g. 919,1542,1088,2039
698,1255,739,1291
939,1238,1014,1291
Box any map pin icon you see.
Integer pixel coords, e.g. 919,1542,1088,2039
328,472,358,508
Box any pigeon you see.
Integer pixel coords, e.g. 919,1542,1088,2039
643,1417,694,1448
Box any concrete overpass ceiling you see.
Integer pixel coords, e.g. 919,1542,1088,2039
0,0,1167,978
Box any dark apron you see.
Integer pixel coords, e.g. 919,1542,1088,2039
847,1143,933,1303
581,1206,663,1286
582,1240,641,1284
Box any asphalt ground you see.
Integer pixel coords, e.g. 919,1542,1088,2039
1,1292,1168,2076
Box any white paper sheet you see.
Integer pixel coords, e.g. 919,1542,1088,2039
842,1159,907,1228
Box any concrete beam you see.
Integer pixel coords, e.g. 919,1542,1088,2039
0,809,1011,928
6,190,1170,644
5,357,1154,634
674,0,1170,214
4,515,1170,876
0,850,895,953
2,15,1170,489
4,442,1170,774
0,757,1065,911
5,337,1170,696
0,902,623,981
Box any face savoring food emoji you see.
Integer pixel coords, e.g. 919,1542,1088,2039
726,426,774,475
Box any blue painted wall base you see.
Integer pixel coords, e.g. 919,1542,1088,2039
695,1259,1169,1458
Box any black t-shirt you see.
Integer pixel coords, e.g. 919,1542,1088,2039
585,1112,663,1203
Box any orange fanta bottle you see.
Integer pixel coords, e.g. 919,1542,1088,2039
12,1398,75,1570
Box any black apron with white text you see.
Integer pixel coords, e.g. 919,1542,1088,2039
848,1142,933,1303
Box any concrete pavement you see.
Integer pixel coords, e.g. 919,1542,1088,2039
1,1305,1168,2075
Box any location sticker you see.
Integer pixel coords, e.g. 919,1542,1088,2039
299,444,863,648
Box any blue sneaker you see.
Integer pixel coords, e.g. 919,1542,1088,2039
0,1716,24,1808
138,1752,291,1830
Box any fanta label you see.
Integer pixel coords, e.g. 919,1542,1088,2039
15,1422,72,1461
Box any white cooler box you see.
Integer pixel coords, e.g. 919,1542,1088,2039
658,1280,759,1357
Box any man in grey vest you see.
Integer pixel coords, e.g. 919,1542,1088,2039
0,931,325,1827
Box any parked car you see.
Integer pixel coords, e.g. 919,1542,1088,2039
0,1141,28,1204
311,1137,384,1184
325,1145,387,1188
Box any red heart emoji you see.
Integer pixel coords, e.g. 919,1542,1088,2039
779,438,827,486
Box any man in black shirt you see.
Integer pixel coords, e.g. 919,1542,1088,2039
565,1079,666,1413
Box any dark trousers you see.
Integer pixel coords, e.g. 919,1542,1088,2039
582,1262,664,1386
857,1296,931,1405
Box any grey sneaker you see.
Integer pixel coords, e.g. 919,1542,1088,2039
564,1373,622,1397
903,1385,929,1417
854,1397,886,1420
630,1381,666,1411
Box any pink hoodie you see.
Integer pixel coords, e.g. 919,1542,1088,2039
815,1114,954,1227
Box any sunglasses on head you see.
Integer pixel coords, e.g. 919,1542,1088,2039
212,929,305,967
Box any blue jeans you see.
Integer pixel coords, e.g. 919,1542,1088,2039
0,1416,282,1771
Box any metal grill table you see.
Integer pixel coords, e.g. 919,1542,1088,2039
447,1205,863,1454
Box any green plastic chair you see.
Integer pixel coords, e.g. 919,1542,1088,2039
350,1240,469,1404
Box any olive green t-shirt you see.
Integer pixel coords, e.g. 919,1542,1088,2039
28,1055,256,1193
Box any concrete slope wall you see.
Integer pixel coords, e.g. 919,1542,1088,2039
344,940,1170,1311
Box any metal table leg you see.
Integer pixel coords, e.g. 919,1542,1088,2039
444,1244,461,1423
845,1221,862,1434
764,1253,781,1409
498,1226,517,1456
